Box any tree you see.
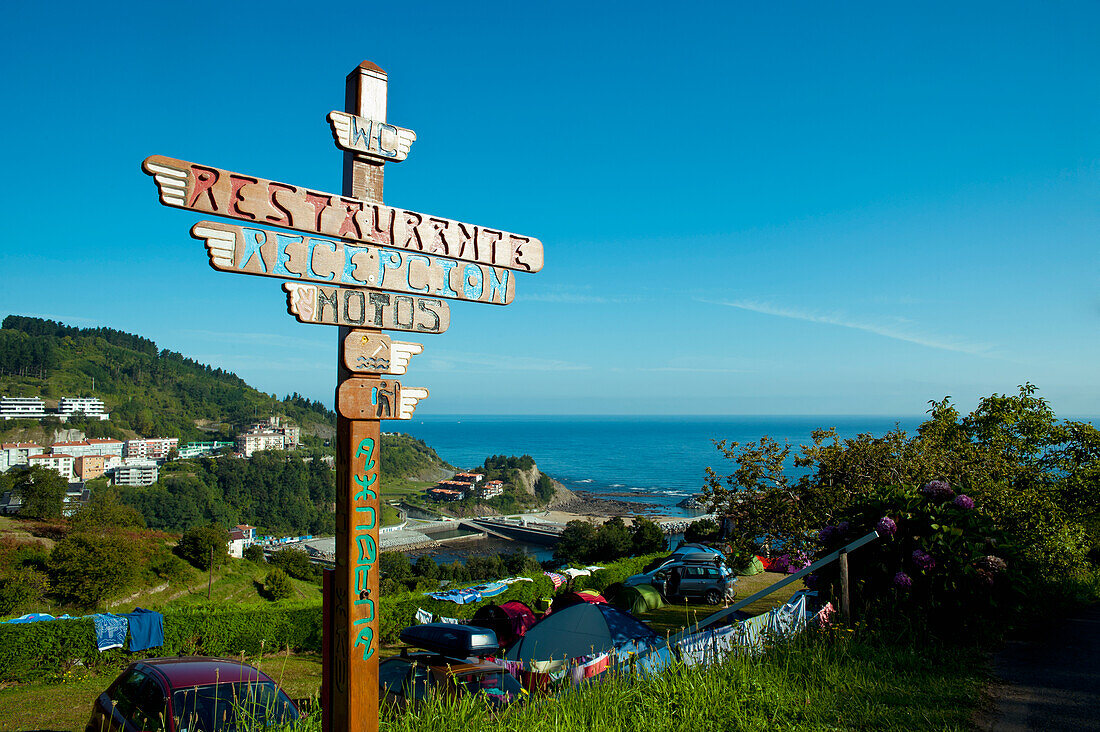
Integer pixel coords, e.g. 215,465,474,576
49,532,138,609
380,552,412,580
684,517,720,544
71,487,146,530
243,544,265,563
9,466,66,521
268,548,319,582
593,517,633,560
630,517,666,555
554,520,598,564
175,524,230,570
264,569,294,600
413,555,439,580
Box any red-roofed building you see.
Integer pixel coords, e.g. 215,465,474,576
452,472,485,484
1,442,44,472
29,453,76,482
479,480,505,499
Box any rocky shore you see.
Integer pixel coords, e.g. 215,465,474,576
550,490,664,517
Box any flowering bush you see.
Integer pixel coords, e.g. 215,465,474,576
812,483,1023,638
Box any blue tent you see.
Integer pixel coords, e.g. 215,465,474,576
504,602,657,663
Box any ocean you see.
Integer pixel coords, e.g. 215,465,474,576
396,415,924,517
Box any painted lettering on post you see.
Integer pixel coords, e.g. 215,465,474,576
192,222,514,305
284,283,450,334
328,111,416,162
142,155,543,272
351,436,378,661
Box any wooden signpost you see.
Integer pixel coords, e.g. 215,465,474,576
141,59,543,732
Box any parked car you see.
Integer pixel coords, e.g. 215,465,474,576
85,656,300,732
624,557,737,604
379,651,526,711
379,622,525,711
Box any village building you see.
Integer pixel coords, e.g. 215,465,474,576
112,461,159,487
57,397,109,421
479,480,505,499
124,437,179,460
28,453,76,482
0,396,49,420
0,442,45,472
75,454,106,482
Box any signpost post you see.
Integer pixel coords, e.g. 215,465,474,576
142,59,542,732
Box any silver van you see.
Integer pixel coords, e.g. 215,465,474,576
624,557,737,605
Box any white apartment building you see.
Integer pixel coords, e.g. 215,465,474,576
125,437,179,460
236,432,286,458
28,453,76,482
50,439,124,460
113,461,159,486
1,442,45,472
0,397,48,420
57,397,109,421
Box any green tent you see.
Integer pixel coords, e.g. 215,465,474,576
737,556,765,576
612,583,665,615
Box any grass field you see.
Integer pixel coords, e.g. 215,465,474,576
0,572,806,731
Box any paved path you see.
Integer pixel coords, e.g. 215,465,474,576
987,603,1100,731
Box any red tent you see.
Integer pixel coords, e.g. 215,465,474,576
470,601,539,648
548,590,607,615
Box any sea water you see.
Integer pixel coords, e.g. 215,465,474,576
397,415,923,517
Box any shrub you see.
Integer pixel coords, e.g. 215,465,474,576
48,532,139,609
811,483,1024,639
264,569,294,600
243,544,265,563
268,548,320,582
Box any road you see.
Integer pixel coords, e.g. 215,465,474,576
986,602,1100,731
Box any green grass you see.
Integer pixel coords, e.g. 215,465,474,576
380,630,987,732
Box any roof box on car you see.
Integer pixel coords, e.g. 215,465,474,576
399,623,499,658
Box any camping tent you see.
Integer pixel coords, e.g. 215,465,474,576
504,602,658,664
469,601,538,648
611,583,664,616
548,590,606,614
737,556,765,576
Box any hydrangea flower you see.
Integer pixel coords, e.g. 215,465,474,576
818,525,837,543
952,494,974,510
920,479,955,501
837,521,850,535
876,516,897,537
894,571,913,589
911,548,935,571
975,555,1007,573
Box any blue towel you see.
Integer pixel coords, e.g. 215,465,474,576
123,608,164,652
6,613,55,624
92,614,128,651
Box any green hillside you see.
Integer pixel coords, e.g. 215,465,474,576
0,315,335,444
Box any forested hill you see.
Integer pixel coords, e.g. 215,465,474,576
0,315,335,443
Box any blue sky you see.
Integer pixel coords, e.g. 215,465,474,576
1,1,1096,416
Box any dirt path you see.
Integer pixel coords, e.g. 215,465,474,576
983,603,1100,731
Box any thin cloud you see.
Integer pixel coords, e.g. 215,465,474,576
426,352,591,372
701,298,994,356
639,366,755,373
175,328,327,350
